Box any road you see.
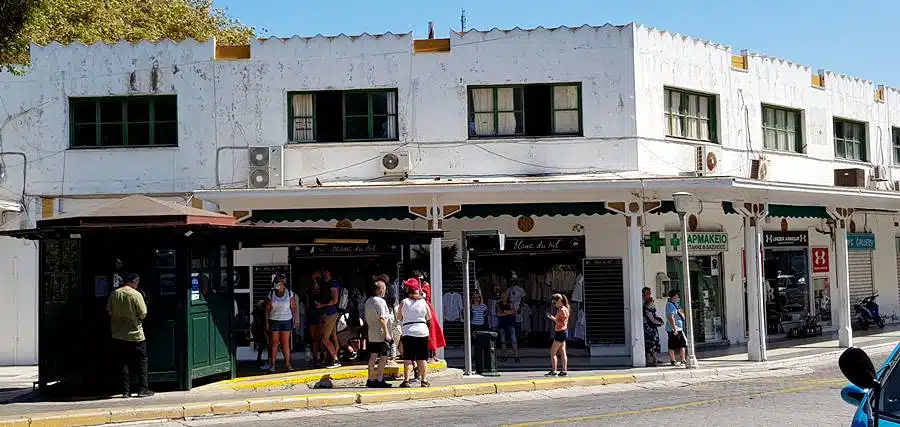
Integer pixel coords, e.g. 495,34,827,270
153,357,880,427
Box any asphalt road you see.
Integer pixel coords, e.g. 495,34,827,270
153,356,884,427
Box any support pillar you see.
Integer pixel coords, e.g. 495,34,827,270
737,203,767,362
606,201,661,368
829,208,854,348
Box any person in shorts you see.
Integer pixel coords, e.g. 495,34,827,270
496,292,520,362
665,289,687,367
315,270,341,368
365,278,392,388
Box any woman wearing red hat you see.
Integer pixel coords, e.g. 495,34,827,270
398,278,431,387
412,271,445,361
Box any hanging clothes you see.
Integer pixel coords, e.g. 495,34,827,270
442,292,464,322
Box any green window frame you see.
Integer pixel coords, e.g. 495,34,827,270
664,88,718,143
834,118,867,162
892,127,900,165
69,96,177,148
762,105,803,153
467,83,583,138
286,89,398,143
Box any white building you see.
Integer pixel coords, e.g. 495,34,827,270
2,23,900,366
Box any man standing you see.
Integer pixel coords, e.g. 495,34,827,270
365,278,392,388
665,289,687,367
107,273,153,397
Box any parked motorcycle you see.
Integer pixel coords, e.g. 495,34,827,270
853,293,885,330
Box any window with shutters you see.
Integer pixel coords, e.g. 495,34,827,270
287,89,398,143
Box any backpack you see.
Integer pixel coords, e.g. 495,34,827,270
337,286,350,312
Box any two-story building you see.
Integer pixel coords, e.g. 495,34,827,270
2,23,900,367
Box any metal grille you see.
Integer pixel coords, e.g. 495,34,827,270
582,258,625,345
848,251,873,303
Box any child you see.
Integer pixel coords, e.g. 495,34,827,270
250,300,268,368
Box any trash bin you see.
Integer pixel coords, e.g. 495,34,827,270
472,331,500,376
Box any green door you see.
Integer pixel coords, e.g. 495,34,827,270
185,244,235,388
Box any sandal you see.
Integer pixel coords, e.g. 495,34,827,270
399,381,410,388
421,380,430,388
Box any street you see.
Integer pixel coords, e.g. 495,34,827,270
149,355,877,427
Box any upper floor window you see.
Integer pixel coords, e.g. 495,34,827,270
288,89,398,143
893,127,900,165
70,96,177,148
467,83,582,138
762,105,803,153
834,118,867,162
664,88,717,143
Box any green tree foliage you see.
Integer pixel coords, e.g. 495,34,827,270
1,0,254,68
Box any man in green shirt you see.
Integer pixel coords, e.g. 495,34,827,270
107,273,153,397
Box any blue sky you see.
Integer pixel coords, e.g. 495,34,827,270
214,0,900,87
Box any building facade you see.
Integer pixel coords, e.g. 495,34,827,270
2,24,900,366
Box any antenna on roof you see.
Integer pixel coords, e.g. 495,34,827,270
428,21,435,39
460,8,467,32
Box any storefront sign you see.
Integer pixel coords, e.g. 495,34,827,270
847,233,876,251
667,232,728,254
470,236,584,254
763,231,809,247
290,244,399,256
811,247,830,274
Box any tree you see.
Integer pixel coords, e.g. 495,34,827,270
1,0,255,70
0,0,37,65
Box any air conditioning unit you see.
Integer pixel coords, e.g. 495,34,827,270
247,146,283,189
872,165,888,182
834,168,866,188
695,145,723,176
750,157,770,180
381,151,410,176
893,181,900,192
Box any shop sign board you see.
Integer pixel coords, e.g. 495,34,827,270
763,231,809,247
811,247,829,274
667,232,728,254
290,244,399,256
847,233,876,251
469,236,584,254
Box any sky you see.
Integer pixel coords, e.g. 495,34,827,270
213,0,900,87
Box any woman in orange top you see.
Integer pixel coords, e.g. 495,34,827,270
545,293,570,377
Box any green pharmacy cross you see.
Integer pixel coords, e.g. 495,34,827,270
643,232,666,254
669,234,681,251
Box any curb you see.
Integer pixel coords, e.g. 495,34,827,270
2,342,894,426
202,361,448,391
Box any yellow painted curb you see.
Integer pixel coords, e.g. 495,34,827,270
451,383,498,397
211,400,251,416
109,406,184,424
407,386,456,400
306,393,359,408
603,374,636,385
0,417,28,427
495,380,537,393
29,410,111,427
357,389,412,404
222,361,448,391
248,396,308,412
182,402,214,418
532,377,576,390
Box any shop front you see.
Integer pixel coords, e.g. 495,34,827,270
461,235,588,349
665,231,728,346
762,230,811,334
847,233,876,303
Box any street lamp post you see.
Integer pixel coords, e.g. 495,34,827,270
673,192,700,369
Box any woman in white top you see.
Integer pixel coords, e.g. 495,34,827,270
397,279,431,387
265,274,299,373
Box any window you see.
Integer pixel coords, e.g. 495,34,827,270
287,89,398,143
834,119,867,162
664,88,717,142
893,128,900,165
762,105,803,153
69,96,177,148
467,83,582,138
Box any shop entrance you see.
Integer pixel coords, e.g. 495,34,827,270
666,255,726,344
467,236,587,349
763,247,810,334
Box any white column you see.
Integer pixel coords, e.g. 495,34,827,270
744,217,767,362
627,216,646,368
835,226,852,348
430,237,444,359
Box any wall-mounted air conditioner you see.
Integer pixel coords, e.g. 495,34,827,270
871,165,888,182
695,145,723,176
247,146,284,188
381,152,410,177
750,157,770,180
834,168,866,188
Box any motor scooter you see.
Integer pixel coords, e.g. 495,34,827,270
853,292,884,330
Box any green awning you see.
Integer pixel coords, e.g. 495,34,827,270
248,202,615,223
720,202,829,219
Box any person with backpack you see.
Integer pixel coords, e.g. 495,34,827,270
315,270,342,368
265,274,298,373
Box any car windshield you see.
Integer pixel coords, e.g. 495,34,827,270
878,351,900,418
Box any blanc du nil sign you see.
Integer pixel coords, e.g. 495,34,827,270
666,232,729,254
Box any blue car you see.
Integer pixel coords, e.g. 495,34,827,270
840,345,900,426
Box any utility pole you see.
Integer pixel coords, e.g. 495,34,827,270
460,8,467,32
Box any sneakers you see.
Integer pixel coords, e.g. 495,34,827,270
326,360,342,369
514,357,521,363
366,380,378,388
136,390,155,398
545,371,558,376
557,371,568,377
377,380,392,388
410,377,420,384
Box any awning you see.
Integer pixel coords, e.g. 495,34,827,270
721,202,831,219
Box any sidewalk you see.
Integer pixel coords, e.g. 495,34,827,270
0,329,896,426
